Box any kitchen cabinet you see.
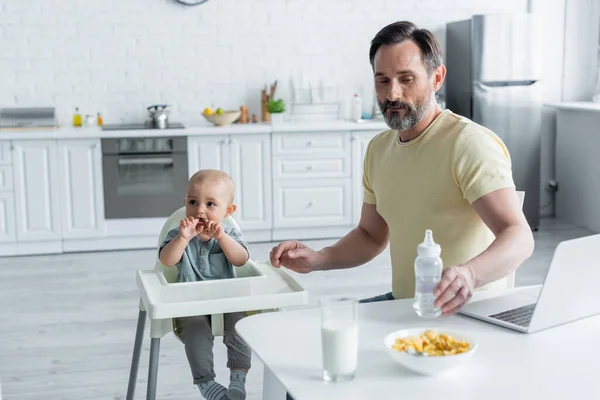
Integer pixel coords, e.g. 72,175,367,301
58,139,106,239
12,140,61,241
187,136,231,175
273,156,350,180
273,179,352,228
0,142,12,165
351,131,379,225
187,134,272,232
0,192,16,243
229,135,272,231
272,132,350,156
554,105,600,232
0,141,16,243
0,165,13,191
272,132,352,231
0,121,389,255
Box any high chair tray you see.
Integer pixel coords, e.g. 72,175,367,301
137,261,309,320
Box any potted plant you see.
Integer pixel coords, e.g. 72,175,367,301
266,99,286,124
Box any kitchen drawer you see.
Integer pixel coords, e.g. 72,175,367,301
0,166,13,191
272,132,350,156
273,179,352,228
0,142,12,165
273,156,350,179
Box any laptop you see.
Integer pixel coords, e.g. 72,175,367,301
459,233,600,333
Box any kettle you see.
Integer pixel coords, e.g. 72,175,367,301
147,104,170,129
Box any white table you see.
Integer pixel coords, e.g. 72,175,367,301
237,290,600,400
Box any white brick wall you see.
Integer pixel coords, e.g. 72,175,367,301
1,0,527,125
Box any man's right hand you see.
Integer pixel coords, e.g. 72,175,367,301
269,241,323,274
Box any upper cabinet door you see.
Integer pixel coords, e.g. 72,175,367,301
58,140,106,239
229,134,272,231
12,140,61,242
351,131,379,225
187,136,231,177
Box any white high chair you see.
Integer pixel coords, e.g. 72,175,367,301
125,207,309,400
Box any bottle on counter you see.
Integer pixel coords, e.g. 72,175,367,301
239,106,249,124
96,112,103,126
73,107,82,127
413,229,443,318
372,92,384,120
350,93,362,122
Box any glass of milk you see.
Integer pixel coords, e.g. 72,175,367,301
320,297,358,382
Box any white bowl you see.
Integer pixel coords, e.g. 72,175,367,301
203,110,241,126
383,328,477,376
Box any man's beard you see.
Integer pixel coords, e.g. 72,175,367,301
377,92,432,131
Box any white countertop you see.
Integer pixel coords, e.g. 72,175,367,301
237,291,600,400
0,119,389,140
272,119,389,133
545,101,600,112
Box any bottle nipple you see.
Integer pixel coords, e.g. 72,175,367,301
418,229,440,257
423,229,434,246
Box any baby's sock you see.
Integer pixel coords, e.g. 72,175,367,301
198,379,228,400
227,370,247,400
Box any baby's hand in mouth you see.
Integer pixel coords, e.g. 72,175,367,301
195,217,209,229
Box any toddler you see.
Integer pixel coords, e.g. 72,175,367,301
159,169,251,400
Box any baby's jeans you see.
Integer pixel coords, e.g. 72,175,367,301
175,312,252,385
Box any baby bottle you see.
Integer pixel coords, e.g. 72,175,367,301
413,229,443,318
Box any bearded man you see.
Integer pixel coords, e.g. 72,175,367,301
270,21,534,316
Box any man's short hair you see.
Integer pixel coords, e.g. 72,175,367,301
369,21,443,75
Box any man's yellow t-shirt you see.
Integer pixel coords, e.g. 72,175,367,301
363,109,515,299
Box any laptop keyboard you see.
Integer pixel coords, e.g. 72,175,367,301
489,303,536,327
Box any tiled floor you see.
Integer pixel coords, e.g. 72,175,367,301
0,218,594,400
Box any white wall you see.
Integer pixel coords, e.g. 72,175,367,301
1,0,527,125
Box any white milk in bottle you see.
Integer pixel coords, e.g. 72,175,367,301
413,229,443,318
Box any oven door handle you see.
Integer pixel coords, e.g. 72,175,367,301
117,157,174,166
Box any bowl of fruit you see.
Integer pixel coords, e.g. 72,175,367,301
202,107,241,126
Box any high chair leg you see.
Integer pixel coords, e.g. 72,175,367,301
147,338,161,400
126,310,146,400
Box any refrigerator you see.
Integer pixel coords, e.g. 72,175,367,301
446,14,542,229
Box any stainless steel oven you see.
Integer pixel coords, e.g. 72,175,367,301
101,136,188,219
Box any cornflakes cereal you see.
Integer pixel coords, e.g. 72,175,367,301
391,330,471,357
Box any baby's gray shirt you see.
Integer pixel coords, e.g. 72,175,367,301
159,225,249,283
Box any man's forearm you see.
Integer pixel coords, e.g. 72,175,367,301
463,224,534,287
317,226,388,271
